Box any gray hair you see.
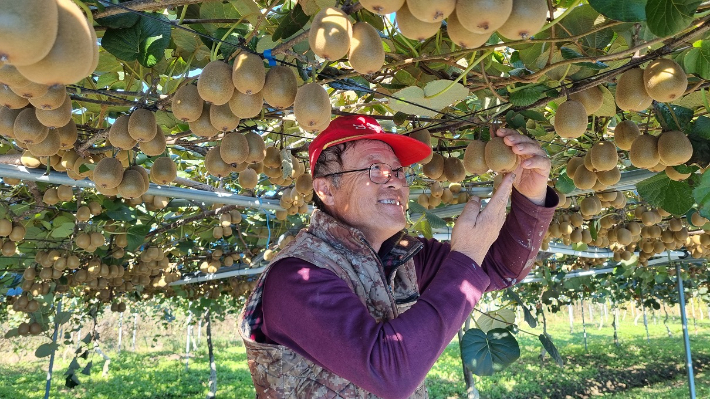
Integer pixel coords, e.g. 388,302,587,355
311,142,357,211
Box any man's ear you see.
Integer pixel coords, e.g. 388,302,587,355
313,177,336,206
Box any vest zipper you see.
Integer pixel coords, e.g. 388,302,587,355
386,239,423,289
359,237,399,310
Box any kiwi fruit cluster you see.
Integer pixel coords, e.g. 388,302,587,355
615,59,687,111
629,131,692,170
0,0,98,86
274,172,314,219
416,182,470,210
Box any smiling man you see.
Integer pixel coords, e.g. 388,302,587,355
239,115,557,399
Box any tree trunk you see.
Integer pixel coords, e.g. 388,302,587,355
568,304,574,334
663,305,673,337
44,299,61,399
185,311,192,372
642,304,650,344
132,313,138,351
612,305,619,347
117,313,123,353
581,299,588,352
206,310,217,399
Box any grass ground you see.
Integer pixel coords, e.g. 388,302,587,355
1,310,708,398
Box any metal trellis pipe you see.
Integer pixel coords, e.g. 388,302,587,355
676,261,696,399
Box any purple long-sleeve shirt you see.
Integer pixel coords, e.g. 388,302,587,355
260,188,557,399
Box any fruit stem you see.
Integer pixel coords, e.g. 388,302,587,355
426,50,493,99
540,0,582,32
212,17,248,61
73,0,95,27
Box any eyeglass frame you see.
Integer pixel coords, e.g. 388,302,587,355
319,162,416,187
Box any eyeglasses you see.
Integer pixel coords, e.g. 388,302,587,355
321,163,416,187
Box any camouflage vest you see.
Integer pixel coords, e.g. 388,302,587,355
239,210,428,398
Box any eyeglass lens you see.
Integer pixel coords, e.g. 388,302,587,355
369,163,414,186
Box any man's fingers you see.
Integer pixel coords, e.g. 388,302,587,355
521,155,551,172
460,195,482,220
511,142,546,157
486,173,515,212
495,128,519,138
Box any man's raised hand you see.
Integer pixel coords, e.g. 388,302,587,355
450,172,515,266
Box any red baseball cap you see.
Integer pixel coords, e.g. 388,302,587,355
308,115,432,176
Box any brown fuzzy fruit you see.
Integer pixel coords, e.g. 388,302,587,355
205,146,231,178
443,157,466,183
554,100,588,139
422,153,444,179
221,133,249,165
0,0,58,66
484,137,517,172
572,165,597,190
150,157,177,185
294,83,331,131
496,0,548,40
209,103,240,132
29,85,67,110
463,139,488,175
228,90,263,119
128,109,157,142
570,86,604,115
349,22,386,74
189,103,219,138
309,8,353,60
596,166,621,186
35,95,72,128
657,130,692,166
407,0,456,22
629,135,660,169
117,170,146,199
171,85,203,122
231,52,265,95
262,66,297,109
239,168,259,189
616,68,652,111
643,59,687,103
589,141,618,172
613,120,640,151
197,61,234,105
0,84,29,109
108,115,136,150
455,0,512,34
446,10,490,49
14,108,49,144
27,128,60,157
139,125,167,157
396,3,441,40
359,0,405,14
566,156,585,179
665,166,690,181
410,129,433,164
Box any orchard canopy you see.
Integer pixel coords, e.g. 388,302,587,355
2,0,710,336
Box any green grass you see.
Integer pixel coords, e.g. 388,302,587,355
1,315,709,398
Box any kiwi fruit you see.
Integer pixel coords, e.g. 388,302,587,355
485,136,517,172
407,0,455,23
27,128,60,157
0,0,58,66
596,166,621,186
205,146,231,177
566,156,584,179
171,84,204,122
232,52,266,95
220,132,249,165
615,68,652,111
573,165,597,190
613,120,640,151
35,95,72,128
244,131,266,163
295,173,313,194
570,86,604,115
643,59,687,103
665,166,690,181
14,108,49,144
657,130,692,166
128,165,150,189
294,83,331,131
197,60,234,105
16,0,95,85
446,10,490,49
359,0,405,15
455,0,512,34
422,153,444,179
108,115,137,150
0,64,31,88
150,157,177,185
189,103,219,138
396,3,441,40
443,157,466,182
228,89,263,119
349,22,386,74
410,129,433,164
128,109,157,142
239,167,259,189
117,169,146,199
263,146,281,168
309,7,353,60
554,100,588,139
93,157,124,189
629,134,660,169
209,103,240,132
589,141,618,172
0,84,30,109
19,150,40,168
463,139,488,174
29,84,67,110
691,212,708,227
139,125,167,157
496,0,548,40
10,81,49,99
262,66,297,109
0,106,22,138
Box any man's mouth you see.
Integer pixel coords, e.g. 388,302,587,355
378,199,401,206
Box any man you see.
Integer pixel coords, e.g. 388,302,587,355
239,115,557,398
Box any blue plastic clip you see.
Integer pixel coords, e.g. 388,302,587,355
263,49,277,67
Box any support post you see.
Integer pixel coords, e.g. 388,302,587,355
568,304,574,334
206,310,217,399
132,313,138,351
185,310,192,372
44,299,61,399
117,313,123,353
676,262,696,399
580,298,588,352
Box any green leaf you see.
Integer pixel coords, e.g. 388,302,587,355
684,40,710,79
106,205,137,222
539,333,565,366
508,85,546,107
50,222,75,239
654,103,693,131
424,211,447,229
101,23,141,63
693,170,710,215
67,358,81,373
137,14,172,68
4,328,19,338
476,309,516,333
35,342,60,358
555,172,576,194
692,115,710,140
55,311,72,326
505,288,537,328
81,333,92,344
81,361,93,376
127,224,152,252
646,0,701,37
230,0,261,26
637,172,694,215
272,4,309,42
461,328,520,376
588,0,647,22
389,80,469,118
96,13,140,29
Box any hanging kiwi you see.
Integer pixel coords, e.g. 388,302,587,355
239,167,259,189
139,125,167,157
406,0,455,23
395,3,441,40
117,169,147,199
0,0,58,66
221,132,249,165
93,157,124,190
263,146,282,168
294,83,331,131
422,153,444,179
629,134,660,169
463,139,488,175
643,59,687,103
197,60,234,105
572,165,597,190
171,84,204,123
484,137,517,173
189,103,219,138
613,120,640,151
455,0,512,34
349,22,386,74
14,108,49,144
615,68,652,111
443,157,466,183
0,64,31,88
27,128,60,157
589,141,618,172
150,157,177,185
359,0,405,15
228,89,263,119
231,52,266,95
244,131,266,163
28,85,67,110
128,109,157,142
409,128,433,164
554,100,588,139
109,115,137,150
262,66,297,109
496,0,548,40
209,103,240,132
570,86,604,115
657,130,692,166
0,84,29,109
309,7,353,60
205,146,231,178
0,106,22,138
35,95,72,128
446,10,490,49
15,0,96,85
10,81,49,99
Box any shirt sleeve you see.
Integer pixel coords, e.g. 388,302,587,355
261,253,490,399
